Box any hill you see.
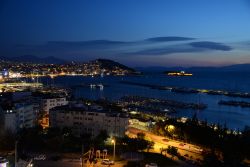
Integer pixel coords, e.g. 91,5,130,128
91,59,136,73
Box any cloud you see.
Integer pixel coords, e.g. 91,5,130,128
46,36,194,49
146,36,195,42
189,41,232,51
241,41,250,45
126,41,232,56
3,38,233,61
44,37,195,52
130,46,202,56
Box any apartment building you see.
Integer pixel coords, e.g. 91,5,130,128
3,103,38,133
49,104,129,137
41,97,68,113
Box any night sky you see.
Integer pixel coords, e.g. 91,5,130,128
1,0,250,67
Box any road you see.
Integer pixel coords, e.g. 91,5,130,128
127,127,204,162
34,159,126,167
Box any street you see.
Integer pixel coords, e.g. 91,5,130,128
127,127,204,162
34,159,82,167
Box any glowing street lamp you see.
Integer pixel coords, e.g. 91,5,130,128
111,139,116,161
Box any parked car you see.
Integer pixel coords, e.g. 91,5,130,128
194,147,203,152
0,157,9,164
145,163,158,167
101,159,114,165
179,143,185,146
162,138,169,142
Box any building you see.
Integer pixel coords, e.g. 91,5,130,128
18,103,37,129
49,104,129,137
0,106,6,135
41,97,68,113
39,96,68,128
4,109,16,132
3,103,38,133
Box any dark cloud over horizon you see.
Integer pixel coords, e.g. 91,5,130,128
127,46,203,56
0,36,235,65
146,36,195,42
189,41,232,51
126,41,232,56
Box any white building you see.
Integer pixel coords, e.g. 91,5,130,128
41,97,68,113
49,104,129,137
3,103,38,133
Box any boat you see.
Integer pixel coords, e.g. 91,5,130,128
167,71,193,76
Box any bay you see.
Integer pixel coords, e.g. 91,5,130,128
39,71,250,130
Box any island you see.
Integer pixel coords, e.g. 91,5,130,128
165,71,193,76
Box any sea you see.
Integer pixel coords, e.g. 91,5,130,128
38,71,250,130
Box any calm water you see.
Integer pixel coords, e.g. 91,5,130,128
39,71,250,130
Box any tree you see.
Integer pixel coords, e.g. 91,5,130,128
137,132,145,140
241,128,250,159
146,141,154,152
46,136,63,151
202,152,221,167
223,149,243,167
0,129,15,150
93,130,109,147
164,125,176,138
221,135,244,167
18,126,44,151
119,135,154,152
157,127,165,136
166,146,178,159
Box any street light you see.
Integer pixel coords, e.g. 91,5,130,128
111,139,116,161
81,144,84,167
15,141,18,167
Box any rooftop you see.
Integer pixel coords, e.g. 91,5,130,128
51,104,128,118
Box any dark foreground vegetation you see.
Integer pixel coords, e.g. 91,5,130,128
152,115,250,166
1,113,250,166
0,127,159,164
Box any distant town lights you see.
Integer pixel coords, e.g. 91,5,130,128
3,70,8,77
9,72,22,78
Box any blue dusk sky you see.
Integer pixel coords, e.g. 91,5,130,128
0,0,250,67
